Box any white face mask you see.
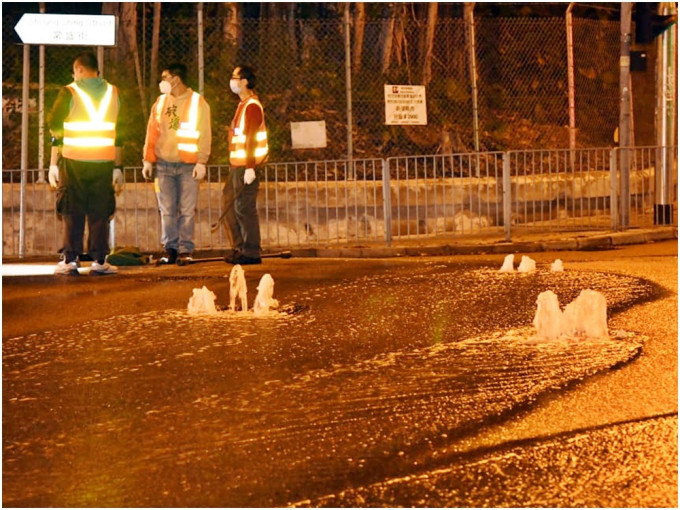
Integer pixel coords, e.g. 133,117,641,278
230,79,242,95
159,80,172,95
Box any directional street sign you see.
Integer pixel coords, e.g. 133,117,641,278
14,13,116,46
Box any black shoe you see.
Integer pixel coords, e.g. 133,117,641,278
159,248,177,265
226,254,262,265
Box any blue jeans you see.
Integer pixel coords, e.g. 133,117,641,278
155,160,198,254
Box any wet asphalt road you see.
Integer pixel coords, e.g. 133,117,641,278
2,240,677,507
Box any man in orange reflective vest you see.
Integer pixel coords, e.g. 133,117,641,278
223,65,268,265
142,63,212,265
48,52,124,276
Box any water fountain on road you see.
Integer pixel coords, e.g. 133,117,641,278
533,289,608,340
229,264,248,312
253,274,279,316
187,286,218,315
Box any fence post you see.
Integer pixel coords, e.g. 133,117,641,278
502,151,511,242
610,148,618,230
197,3,204,96
382,159,392,246
618,3,632,228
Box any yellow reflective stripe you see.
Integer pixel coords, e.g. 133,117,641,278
69,82,113,122
186,92,199,129
178,143,198,153
256,131,267,142
63,121,115,131
63,137,115,147
231,134,246,144
155,94,167,123
230,147,268,160
177,126,200,139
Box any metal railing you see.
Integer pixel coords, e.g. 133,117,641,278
2,146,676,258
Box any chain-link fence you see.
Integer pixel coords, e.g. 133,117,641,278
2,7,660,173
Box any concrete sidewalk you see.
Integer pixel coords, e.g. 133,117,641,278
270,226,678,259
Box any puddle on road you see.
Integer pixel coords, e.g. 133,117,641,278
2,267,659,507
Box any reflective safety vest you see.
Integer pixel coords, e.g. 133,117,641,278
145,91,201,164
62,82,118,161
229,96,268,167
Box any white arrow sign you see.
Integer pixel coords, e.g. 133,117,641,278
14,13,116,46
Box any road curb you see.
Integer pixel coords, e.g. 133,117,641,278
284,228,677,259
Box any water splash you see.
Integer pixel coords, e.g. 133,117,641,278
551,259,564,272
499,254,514,272
517,255,536,273
187,286,218,316
533,289,608,341
253,274,279,317
229,264,248,312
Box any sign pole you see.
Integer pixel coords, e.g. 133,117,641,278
20,44,30,259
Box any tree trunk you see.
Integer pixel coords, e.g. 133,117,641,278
380,4,396,74
102,3,148,118
149,2,161,105
352,3,365,73
422,2,438,86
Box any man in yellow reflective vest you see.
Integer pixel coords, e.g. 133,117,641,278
142,63,212,265
48,52,124,276
223,65,268,265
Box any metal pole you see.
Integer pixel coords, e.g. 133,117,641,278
618,2,632,228
97,46,104,77
465,3,480,154
502,152,512,241
344,5,354,164
654,2,677,224
197,3,204,96
37,2,46,183
566,3,576,158
20,44,30,259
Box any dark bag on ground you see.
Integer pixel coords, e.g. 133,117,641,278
106,246,150,266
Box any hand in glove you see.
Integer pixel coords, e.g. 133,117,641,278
142,160,154,180
192,163,206,181
48,165,59,189
244,168,256,185
112,168,124,195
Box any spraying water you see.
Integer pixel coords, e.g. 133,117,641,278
253,274,279,316
499,254,514,272
517,255,536,273
551,259,564,272
229,265,248,312
187,286,218,316
533,289,608,340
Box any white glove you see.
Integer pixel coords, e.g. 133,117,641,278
192,163,206,181
112,168,124,195
142,160,154,180
244,168,256,185
48,165,59,188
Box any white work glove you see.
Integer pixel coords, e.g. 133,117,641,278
48,165,59,188
112,168,124,195
142,160,154,180
192,163,206,181
244,168,256,185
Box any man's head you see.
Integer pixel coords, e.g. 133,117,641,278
232,65,256,91
72,52,99,80
161,63,188,86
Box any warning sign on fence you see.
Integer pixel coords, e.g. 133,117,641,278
384,85,427,125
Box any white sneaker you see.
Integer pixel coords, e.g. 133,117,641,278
54,260,79,276
90,261,118,275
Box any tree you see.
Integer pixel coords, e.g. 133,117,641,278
353,3,366,73
421,2,438,85
102,2,148,118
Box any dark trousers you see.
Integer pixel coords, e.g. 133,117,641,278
222,167,261,258
57,158,115,263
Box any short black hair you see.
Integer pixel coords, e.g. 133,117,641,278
165,63,188,85
74,52,99,72
237,65,256,90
